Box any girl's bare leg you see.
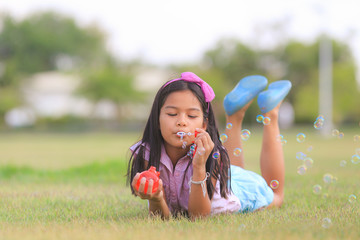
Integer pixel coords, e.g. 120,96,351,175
260,103,285,208
223,101,253,168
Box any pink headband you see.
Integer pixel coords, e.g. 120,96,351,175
163,72,215,103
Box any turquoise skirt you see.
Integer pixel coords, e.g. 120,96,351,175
230,165,274,213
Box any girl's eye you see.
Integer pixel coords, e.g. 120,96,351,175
167,113,177,116
188,115,198,119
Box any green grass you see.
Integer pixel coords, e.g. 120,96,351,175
0,128,359,239
0,160,128,184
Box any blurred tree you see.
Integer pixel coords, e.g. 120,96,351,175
0,11,144,126
202,38,263,85
79,57,142,103
0,11,109,124
0,11,107,80
78,57,144,121
280,38,359,124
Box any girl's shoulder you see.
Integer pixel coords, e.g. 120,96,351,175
129,141,151,161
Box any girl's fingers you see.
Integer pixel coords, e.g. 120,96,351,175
195,128,214,153
132,173,163,200
147,179,154,195
137,177,146,194
131,173,140,193
157,179,163,193
132,173,140,186
195,139,206,156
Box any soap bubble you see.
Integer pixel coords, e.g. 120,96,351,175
316,115,325,123
339,160,347,167
351,154,360,164
296,133,306,143
314,115,325,129
313,185,322,195
323,173,333,184
256,115,264,123
212,151,220,159
331,176,338,184
241,129,251,141
307,145,314,152
338,132,344,139
313,121,323,129
182,141,187,149
233,148,242,157
270,180,279,189
263,117,271,125
296,152,307,160
331,129,339,137
354,135,360,142
322,218,332,229
226,122,233,129
297,165,307,175
220,134,228,143
277,134,284,141
348,194,357,203
304,157,314,168
356,148,360,155
281,139,287,145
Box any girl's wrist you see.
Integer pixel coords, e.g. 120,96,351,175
192,162,206,171
191,164,206,181
149,195,165,204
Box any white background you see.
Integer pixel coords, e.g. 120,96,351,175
1,0,359,68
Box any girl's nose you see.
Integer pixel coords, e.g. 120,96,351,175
176,116,187,126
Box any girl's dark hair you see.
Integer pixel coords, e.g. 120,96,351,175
126,79,230,199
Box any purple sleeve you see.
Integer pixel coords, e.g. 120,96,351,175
129,141,150,161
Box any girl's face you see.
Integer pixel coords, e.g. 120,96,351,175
159,90,207,151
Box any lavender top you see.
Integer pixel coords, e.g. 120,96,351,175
130,141,241,215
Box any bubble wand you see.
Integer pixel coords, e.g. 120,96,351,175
176,131,203,157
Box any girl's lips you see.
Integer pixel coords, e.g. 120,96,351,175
176,131,186,138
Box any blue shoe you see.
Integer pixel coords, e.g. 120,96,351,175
257,80,292,113
223,75,268,116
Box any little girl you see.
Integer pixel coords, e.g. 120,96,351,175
127,72,291,219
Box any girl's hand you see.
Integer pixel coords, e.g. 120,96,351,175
192,128,214,169
131,173,164,202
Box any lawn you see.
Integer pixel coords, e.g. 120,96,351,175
0,126,359,240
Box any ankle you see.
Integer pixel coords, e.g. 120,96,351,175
226,114,245,126
263,112,278,121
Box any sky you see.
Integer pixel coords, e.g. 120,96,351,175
0,0,359,68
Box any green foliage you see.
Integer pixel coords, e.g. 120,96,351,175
0,11,107,80
0,11,111,124
79,58,142,103
203,38,263,84
0,86,21,123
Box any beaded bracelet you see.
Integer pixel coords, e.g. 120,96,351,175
188,172,210,197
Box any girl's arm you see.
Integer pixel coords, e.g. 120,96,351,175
187,128,214,219
132,173,170,219
148,185,170,218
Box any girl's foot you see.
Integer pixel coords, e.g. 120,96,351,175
224,75,268,116
226,99,253,123
257,80,292,114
